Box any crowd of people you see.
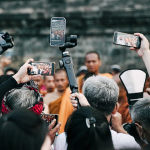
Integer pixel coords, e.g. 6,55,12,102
0,33,150,150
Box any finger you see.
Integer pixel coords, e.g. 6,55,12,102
31,75,41,79
72,103,77,107
134,33,145,40
71,92,80,98
70,96,75,100
71,100,77,104
50,122,61,134
26,64,33,69
130,47,138,51
25,58,34,64
48,119,56,131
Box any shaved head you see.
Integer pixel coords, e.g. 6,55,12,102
54,69,69,92
55,69,68,78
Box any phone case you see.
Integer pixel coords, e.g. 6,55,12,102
28,61,55,76
113,31,141,49
50,17,66,47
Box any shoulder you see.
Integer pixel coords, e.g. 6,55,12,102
77,75,85,81
44,92,57,104
54,132,67,150
111,130,141,149
100,73,113,79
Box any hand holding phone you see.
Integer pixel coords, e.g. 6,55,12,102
113,31,141,49
42,114,58,128
130,33,149,56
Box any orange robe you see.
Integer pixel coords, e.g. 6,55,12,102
49,88,73,133
118,101,132,124
78,73,112,93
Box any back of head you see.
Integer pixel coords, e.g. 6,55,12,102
2,80,44,115
0,108,47,150
5,67,17,75
65,106,114,150
131,98,150,131
6,87,37,109
82,76,119,116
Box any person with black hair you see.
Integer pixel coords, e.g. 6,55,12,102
0,108,51,150
65,106,115,150
77,51,112,93
5,67,17,75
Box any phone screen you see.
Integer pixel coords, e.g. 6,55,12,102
50,17,66,47
42,114,58,127
28,62,55,76
113,32,141,48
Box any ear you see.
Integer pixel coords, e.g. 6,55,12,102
112,102,119,115
135,123,144,139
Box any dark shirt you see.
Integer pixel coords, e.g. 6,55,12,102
0,77,17,103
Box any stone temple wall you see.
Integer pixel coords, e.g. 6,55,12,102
0,0,150,73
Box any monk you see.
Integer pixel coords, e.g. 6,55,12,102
113,73,132,124
77,51,112,93
44,69,73,133
43,76,55,94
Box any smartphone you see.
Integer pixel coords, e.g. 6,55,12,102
113,31,141,48
42,114,58,127
0,33,6,45
28,61,55,75
50,17,66,47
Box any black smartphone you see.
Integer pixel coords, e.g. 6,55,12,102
28,61,55,75
42,114,58,127
113,31,141,49
50,17,66,47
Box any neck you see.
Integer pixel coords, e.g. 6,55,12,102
56,89,66,96
47,88,55,93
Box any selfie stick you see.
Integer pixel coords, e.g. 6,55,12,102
59,35,81,109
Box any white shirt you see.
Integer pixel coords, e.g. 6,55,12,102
54,130,141,150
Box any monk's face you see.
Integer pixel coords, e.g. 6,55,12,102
54,72,69,92
85,53,101,74
44,76,55,93
33,76,43,89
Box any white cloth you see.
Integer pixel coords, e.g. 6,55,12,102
54,130,141,150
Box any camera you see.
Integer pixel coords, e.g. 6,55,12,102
0,32,14,55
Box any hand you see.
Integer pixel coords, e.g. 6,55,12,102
111,112,128,134
0,56,11,68
130,33,150,57
48,119,61,144
13,58,41,84
70,92,90,110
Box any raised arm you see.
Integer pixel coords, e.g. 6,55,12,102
130,33,150,76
